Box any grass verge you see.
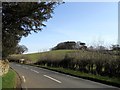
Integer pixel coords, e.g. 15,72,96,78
2,68,16,89
39,65,120,88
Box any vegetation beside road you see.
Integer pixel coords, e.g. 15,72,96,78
38,66,120,87
2,69,16,89
8,49,120,87
8,50,75,62
8,50,120,77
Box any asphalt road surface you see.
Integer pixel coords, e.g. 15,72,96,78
10,63,120,89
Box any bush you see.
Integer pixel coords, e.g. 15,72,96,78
35,50,120,78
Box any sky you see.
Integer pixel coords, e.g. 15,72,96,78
19,2,118,53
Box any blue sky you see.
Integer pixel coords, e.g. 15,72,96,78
20,2,118,53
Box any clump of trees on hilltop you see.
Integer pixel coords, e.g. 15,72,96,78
51,41,87,50
51,41,120,54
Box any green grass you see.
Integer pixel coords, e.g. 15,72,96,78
2,69,16,88
9,50,118,63
9,50,80,62
39,66,120,87
24,50,72,61
10,50,114,62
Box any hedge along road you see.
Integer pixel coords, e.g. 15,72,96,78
10,63,120,89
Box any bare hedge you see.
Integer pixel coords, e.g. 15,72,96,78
36,50,120,77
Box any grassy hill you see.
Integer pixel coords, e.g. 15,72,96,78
8,50,79,62
8,49,118,64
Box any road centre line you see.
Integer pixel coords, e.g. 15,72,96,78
22,76,26,83
44,75,62,84
30,69,39,73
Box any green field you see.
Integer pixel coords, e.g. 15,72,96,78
2,69,16,89
8,50,79,62
9,49,118,62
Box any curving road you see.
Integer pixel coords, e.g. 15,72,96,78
10,63,120,89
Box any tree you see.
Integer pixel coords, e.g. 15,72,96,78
88,46,94,50
52,41,76,50
75,41,87,50
15,45,28,54
111,44,120,51
96,45,106,51
51,41,87,50
2,2,60,58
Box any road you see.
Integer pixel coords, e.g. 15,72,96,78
10,63,119,89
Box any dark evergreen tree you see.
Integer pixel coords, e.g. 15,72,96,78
2,2,60,58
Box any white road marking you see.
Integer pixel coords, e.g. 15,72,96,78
22,76,26,83
44,75,62,84
30,69,39,73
